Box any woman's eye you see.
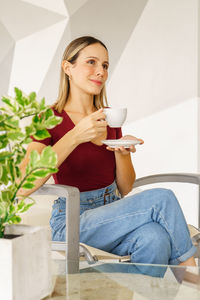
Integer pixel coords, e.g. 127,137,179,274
103,64,109,70
87,60,95,65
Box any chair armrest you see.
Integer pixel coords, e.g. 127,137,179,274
134,173,200,228
134,173,200,187
31,184,80,274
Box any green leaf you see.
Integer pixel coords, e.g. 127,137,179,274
29,150,39,169
45,116,62,129
0,138,9,150
45,108,53,119
25,125,35,136
22,182,35,189
15,87,22,99
17,200,25,210
32,169,50,178
9,204,15,214
26,176,36,182
0,151,13,162
23,137,32,144
8,160,15,182
7,131,25,141
15,88,24,106
26,150,40,171
8,215,21,224
40,146,57,167
33,129,50,140
39,97,46,110
0,166,9,185
2,97,14,108
15,166,21,178
29,92,36,102
1,190,10,203
20,203,34,213
38,114,45,124
32,114,39,123
46,167,58,173
0,165,2,178
15,153,24,165
5,116,19,128
0,202,7,218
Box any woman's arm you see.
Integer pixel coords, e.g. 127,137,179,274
18,109,107,196
107,135,144,197
115,151,136,196
18,127,78,196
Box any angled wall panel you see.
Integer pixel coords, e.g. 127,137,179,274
69,0,148,75
0,45,15,95
0,22,14,64
64,0,88,16
22,0,68,16
107,0,198,122
0,0,66,41
38,22,72,104
8,19,68,95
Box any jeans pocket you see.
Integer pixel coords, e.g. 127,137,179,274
58,202,66,214
50,199,66,229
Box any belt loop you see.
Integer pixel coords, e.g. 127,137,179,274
104,188,110,205
116,188,121,198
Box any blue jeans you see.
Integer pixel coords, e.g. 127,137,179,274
50,182,196,267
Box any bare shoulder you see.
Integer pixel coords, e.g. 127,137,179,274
27,141,46,153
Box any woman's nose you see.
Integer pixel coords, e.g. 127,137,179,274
96,65,105,77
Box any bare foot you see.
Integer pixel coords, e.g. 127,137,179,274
179,256,196,266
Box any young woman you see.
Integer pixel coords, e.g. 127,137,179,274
20,36,196,269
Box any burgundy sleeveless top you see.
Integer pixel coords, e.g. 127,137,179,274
32,109,122,192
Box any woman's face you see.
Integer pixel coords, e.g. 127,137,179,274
65,43,109,96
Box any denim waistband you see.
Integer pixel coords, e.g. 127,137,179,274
80,181,118,202
55,181,119,204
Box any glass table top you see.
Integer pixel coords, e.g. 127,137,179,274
43,255,200,300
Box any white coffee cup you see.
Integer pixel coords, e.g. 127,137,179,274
103,108,127,128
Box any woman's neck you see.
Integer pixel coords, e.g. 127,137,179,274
64,92,96,115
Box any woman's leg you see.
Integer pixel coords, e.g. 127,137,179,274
94,222,171,277
50,197,66,241
80,188,196,265
50,182,119,241
179,257,196,266
111,222,171,264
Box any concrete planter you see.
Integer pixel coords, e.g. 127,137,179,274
0,224,52,300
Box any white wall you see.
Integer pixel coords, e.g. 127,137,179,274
106,0,200,225
107,0,198,121
123,98,199,225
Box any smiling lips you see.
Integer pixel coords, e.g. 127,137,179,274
90,79,103,86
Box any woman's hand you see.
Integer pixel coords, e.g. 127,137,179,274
71,108,107,145
106,135,144,155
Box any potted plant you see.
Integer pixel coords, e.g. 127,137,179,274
0,88,62,300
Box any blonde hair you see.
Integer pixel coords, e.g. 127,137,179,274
54,36,108,113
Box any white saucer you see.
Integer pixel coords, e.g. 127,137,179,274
102,139,141,148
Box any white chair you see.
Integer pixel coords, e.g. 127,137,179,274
28,173,200,274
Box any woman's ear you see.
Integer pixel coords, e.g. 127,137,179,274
62,60,71,77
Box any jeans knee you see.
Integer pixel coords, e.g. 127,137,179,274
142,223,170,247
152,188,180,212
131,223,171,264
154,188,177,202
